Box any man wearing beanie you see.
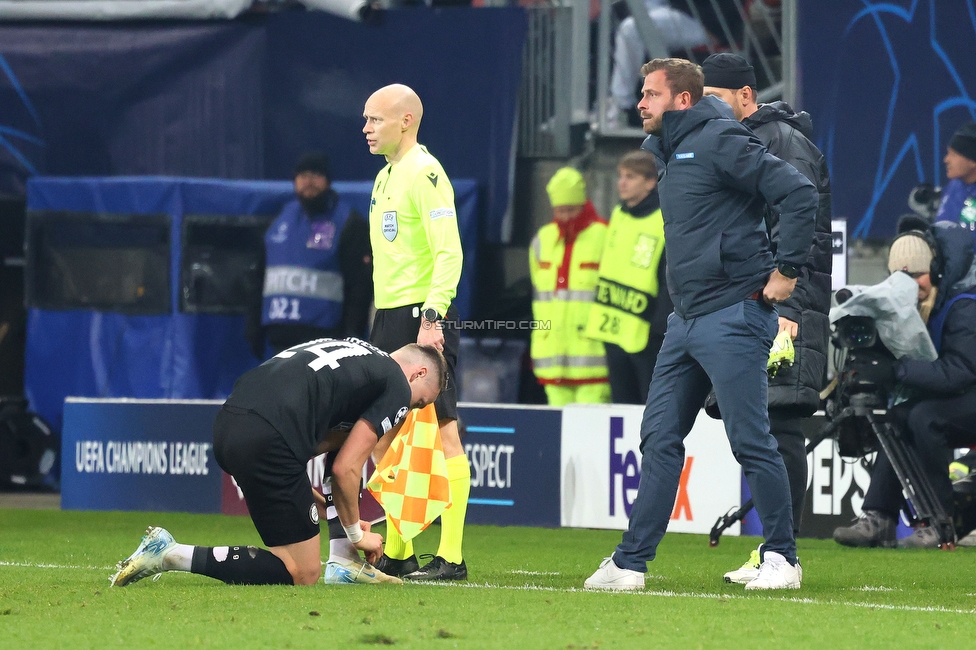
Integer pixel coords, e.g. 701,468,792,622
585,58,816,592
249,151,372,356
529,167,611,406
702,52,834,585
936,122,976,244
834,221,976,549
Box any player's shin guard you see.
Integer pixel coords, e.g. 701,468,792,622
436,454,470,564
190,546,294,585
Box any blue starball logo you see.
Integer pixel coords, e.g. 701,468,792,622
0,53,45,177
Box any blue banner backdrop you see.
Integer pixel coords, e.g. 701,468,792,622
0,21,265,195
798,0,976,238
0,8,526,244
24,176,478,435
262,9,527,246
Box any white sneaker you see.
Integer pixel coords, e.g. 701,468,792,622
958,530,976,547
583,555,645,591
744,550,801,590
724,547,761,584
323,557,402,585
110,526,177,587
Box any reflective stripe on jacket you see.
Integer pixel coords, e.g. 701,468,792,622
585,202,665,353
529,205,608,383
262,199,352,329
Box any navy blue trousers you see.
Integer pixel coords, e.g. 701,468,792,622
613,299,797,570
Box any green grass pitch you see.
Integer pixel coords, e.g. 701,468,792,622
1,509,974,648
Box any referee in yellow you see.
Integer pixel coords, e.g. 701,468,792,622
361,84,468,581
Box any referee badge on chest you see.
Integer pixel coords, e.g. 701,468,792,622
382,211,398,241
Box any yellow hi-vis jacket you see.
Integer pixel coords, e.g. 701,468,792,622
529,204,609,384
585,202,665,353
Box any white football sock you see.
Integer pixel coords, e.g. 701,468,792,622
162,543,195,572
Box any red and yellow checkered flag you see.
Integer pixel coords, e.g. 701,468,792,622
367,404,452,542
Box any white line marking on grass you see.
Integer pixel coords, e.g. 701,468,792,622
509,570,561,576
0,561,112,571
411,580,976,615
6,561,973,615
854,586,897,592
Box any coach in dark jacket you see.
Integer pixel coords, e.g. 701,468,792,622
585,57,816,592
834,221,976,549
702,54,832,553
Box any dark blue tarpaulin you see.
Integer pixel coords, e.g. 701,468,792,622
798,0,976,238
24,175,479,434
262,9,526,245
0,8,526,243
0,21,265,191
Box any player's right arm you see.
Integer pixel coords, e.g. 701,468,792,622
331,418,384,563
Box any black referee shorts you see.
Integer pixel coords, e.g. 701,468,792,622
212,406,319,548
370,303,459,420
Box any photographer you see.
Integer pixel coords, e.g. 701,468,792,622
834,221,976,548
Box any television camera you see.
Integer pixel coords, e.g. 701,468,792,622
709,310,956,548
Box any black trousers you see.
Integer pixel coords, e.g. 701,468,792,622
605,334,664,405
769,413,807,537
864,391,976,518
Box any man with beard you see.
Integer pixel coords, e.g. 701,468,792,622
250,152,373,356
584,58,816,591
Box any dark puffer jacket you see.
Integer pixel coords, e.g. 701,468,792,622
743,101,833,416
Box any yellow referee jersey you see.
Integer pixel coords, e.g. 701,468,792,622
368,144,463,315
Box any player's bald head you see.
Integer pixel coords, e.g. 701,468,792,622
367,84,423,128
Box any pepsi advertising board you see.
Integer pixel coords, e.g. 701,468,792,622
458,404,562,528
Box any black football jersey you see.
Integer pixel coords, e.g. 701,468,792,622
225,337,411,460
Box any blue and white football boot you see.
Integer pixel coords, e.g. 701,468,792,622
110,526,177,587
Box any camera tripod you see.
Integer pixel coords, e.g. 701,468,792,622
708,397,957,549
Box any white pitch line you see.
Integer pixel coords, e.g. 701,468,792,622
509,570,561,576
3,560,974,615
0,560,112,571
410,580,976,615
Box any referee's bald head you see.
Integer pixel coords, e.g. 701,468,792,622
368,84,424,128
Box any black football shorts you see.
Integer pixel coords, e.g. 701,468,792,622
212,406,319,547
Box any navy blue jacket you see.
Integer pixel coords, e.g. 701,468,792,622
641,95,817,319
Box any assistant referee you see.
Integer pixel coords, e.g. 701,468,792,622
362,83,469,581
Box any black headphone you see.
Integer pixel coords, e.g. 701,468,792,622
907,183,942,219
890,215,943,283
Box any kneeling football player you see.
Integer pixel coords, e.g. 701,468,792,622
110,339,445,587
